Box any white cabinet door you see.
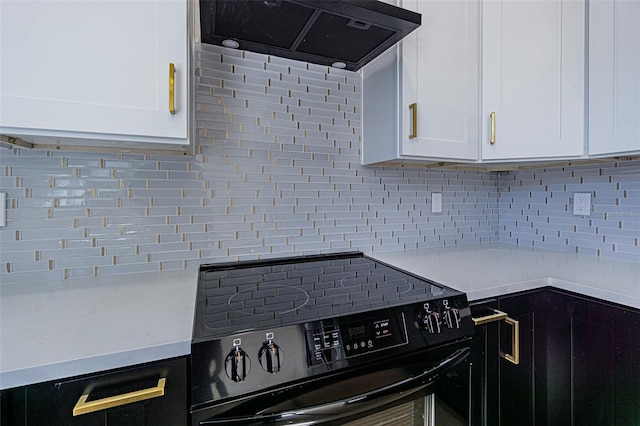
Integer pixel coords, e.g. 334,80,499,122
0,0,188,148
361,0,479,164
482,0,585,161
589,0,640,156
400,0,480,161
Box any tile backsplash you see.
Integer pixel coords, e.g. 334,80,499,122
499,160,639,262
0,44,637,284
0,44,499,284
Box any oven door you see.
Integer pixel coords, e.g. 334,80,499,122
194,343,471,426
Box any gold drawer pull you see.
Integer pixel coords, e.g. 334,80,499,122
472,308,508,325
489,111,496,144
73,378,166,416
169,63,176,114
500,316,520,365
409,103,418,139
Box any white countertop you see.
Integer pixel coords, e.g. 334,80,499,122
1,244,638,390
369,244,640,306
0,269,198,390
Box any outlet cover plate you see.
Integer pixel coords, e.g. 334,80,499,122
573,193,591,216
432,192,442,213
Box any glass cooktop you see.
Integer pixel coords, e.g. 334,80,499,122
192,252,462,342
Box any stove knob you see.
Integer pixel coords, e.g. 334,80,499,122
225,347,251,382
427,312,441,333
418,311,441,334
259,341,284,373
444,308,461,329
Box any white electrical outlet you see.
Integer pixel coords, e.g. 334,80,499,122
573,193,591,216
432,192,442,213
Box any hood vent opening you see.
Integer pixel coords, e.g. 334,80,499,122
199,0,421,71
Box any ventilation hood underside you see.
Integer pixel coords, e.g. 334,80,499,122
199,0,421,71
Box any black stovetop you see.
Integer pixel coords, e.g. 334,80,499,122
192,252,463,342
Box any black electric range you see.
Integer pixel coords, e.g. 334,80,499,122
190,252,475,424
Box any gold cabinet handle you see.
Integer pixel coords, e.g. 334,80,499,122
489,112,496,144
472,308,519,365
73,378,166,416
500,316,520,365
472,308,508,325
169,63,176,115
409,103,417,139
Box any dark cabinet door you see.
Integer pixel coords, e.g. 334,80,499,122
0,392,6,425
497,292,538,426
13,357,187,426
1,390,21,426
471,294,538,426
570,295,640,425
492,289,640,426
534,290,574,426
470,299,501,426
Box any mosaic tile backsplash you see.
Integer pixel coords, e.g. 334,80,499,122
0,44,637,284
499,160,639,262
0,44,499,284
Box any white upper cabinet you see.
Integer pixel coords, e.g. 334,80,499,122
400,0,480,162
481,0,586,161
589,0,640,156
363,0,588,166
0,0,189,151
362,0,480,164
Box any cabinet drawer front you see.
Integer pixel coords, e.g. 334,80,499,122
24,358,187,426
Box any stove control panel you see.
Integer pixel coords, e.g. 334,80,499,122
306,313,408,367
191,294,474,408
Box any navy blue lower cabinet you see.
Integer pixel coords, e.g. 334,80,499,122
4,357,187,426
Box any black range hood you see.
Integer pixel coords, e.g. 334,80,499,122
199,0,421,71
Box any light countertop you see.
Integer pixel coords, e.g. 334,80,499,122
368,244,639,306
0,269,198,390
1,244,638,390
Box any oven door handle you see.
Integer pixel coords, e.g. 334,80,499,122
200,346,470,425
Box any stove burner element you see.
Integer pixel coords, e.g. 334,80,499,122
228,284,310,315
